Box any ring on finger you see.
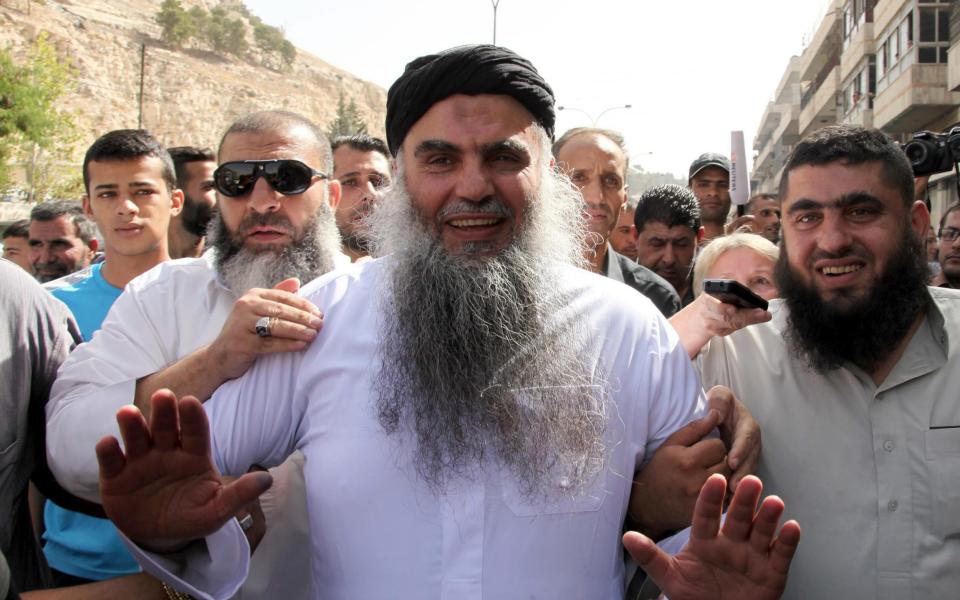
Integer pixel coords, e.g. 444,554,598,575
255,316,272,338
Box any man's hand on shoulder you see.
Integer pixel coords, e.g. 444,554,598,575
629,409,730,539
205,278,324,381
706,386,761,491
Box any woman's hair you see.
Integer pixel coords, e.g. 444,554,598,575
693,232,780,297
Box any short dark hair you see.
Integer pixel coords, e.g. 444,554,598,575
746,193,778,213
940,202,960,231
168,146,216,189
219,110,332,174
2,219,29,240
330,134,390,161
29,201,98,245
552,127,629,178
83,129,177,194
779,125,914,208
634,184,701,233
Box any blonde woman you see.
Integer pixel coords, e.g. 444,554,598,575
671,233,779,358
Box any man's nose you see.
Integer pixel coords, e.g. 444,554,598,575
33,245,53,265
580,179,603,205
817,214,854,254
117,196,139,216
454,160,495,202
661,243,676,265
248,177,282,213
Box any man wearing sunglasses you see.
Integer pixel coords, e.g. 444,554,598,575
47,111,348,600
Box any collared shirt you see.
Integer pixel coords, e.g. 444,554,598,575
128,257,705,600
697,287,960,600
602,245,681,317
47,251,350,600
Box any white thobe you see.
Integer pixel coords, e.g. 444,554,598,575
128,257,705,599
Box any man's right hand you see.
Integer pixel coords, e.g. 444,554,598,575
96,389,273,552
207,278,324,381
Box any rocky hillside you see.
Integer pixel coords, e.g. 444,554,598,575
0,0,387,155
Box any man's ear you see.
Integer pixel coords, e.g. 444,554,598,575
82,195,93,217
910,200,931,239
327,180,341,210
170,189,184,217
697,226,706,244
87,237,99,255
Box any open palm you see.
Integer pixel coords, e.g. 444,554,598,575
624,474,800,600
96,389,273,551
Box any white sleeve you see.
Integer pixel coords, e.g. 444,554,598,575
637,311,707,464
46,283,173,502
205,347,309,476
121,519,250,600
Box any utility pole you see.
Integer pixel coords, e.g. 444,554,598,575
138,44,146,129
491,0,500,45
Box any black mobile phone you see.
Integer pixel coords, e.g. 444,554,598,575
703,279,769,310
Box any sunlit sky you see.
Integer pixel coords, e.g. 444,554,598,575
245,0,830,179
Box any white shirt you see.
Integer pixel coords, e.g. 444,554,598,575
697,289,960,600
47,251,349,600
130,257,706,600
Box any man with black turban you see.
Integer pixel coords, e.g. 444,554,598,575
90,45,799,599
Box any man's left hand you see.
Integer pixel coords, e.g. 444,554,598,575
624,474,801,600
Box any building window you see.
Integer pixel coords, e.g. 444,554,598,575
918,5,951,63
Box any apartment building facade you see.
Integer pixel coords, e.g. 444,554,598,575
753,0,960,223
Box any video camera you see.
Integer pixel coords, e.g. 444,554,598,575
903,126,960,176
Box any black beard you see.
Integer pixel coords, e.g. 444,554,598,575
340,230,369,254
180,194,215,237
775,227,930,373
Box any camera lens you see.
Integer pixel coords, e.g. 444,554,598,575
904,140,930,166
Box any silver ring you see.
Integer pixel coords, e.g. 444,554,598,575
255,316,272,338
238,513,254,531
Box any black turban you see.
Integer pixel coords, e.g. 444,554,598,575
385,44,555,156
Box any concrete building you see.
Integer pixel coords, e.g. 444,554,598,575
753,0,960,222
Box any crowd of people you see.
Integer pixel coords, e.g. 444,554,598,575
1,43,959,600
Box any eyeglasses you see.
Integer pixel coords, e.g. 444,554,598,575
939,227,960,242
214,159,327,198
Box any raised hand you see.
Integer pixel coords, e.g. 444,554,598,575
624,474,800,600
96,389,273,552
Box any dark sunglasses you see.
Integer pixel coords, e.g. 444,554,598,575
214,159,327,198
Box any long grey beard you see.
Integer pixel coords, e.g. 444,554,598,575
369,157,606,497
208,202,341,293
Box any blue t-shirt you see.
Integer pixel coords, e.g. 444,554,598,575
45,263,140,580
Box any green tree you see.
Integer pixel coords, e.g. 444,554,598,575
0,33,79,198
206,7,229,53
326,91,368,138
156,0,191,47
222,19,249,57
279,39,296,67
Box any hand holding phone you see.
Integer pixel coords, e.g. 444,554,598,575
703,279,769,311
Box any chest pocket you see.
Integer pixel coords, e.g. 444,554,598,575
500,469,607,517
924,428,960,538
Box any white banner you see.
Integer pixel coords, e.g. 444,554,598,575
730,131,750,206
